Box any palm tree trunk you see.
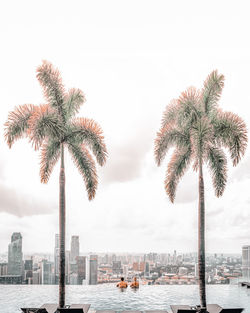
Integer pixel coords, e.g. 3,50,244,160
59,144,66,308
198,161,207,310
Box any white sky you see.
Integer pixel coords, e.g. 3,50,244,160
0,0,250,255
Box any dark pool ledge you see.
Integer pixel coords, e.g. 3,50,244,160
20,304,244,313
21,303,91,313
170,304,244,313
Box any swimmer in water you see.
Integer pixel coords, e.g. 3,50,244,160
116,277,128,288
130,276,139,288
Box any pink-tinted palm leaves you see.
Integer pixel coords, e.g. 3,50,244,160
154,70,247,310
4,61,107,308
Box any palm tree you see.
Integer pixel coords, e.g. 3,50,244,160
4,61,107,308
154,71,247,311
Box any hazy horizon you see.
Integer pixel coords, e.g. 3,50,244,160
1,0,250,254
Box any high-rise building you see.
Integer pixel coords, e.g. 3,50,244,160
147,252,158,263
123,265,128,279
133,262,139,271
41,259,53,284
173,250,177,265
7,232,23,275
104,254,109,264
69,273,78,285
24,259,33,284
89,255,98,285
65,250,71,284
76,256,86,284
144,262,150,276
139,262,145,272
70,262,78,274
70,236,79,263
133,262,145,272
112,261,122,274
32,269,41,284
242,245,250,282
54,234,60,284
0,263,8,276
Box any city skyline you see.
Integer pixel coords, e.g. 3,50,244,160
0,231,243,286
0,232,245,256
1,0,250,254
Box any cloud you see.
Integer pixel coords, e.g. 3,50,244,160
207,207,224,218
0,182,56,217
101,130,154,184
174,170,198,204
232,155,250,181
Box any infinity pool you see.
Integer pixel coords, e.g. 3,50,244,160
0,284,249,313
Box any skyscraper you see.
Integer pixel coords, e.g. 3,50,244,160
41,259,53,284
123,265,128,280
24,259,33,284
242,245,250,282
144,262,150,276
89,255,98,285
70,236,79,263
0,263,8,276
112,261,122,274
7,232,23,275
76,256,86,284
54,234,60,284
65,250,71,284
82,255,90,285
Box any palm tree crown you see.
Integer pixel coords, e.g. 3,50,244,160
5,60,107,198
155,70,247,202
5,61,107,308
154,70,247,309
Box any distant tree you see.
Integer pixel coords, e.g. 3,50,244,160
5,61,107,308
154,71,247,310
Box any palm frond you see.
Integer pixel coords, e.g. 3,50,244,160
155,124,190,166
67,142,98,200
36,60,66,121
28,104,65,150
206,146,227,197
67,118,107,166
4,104,35,148
161,99,180,128
40,139,61,183
202,70,224,113
64,88,85,119
178,87,201,124
190,116,214,162
165,148,192,202
213,110,248,166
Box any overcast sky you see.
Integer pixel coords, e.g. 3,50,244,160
0,0,250,255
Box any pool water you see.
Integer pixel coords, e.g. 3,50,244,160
0,284,249,313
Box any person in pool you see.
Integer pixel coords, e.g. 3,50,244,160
116,277,128,288
130,277,139,289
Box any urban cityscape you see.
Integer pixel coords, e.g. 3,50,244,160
0,232,249,286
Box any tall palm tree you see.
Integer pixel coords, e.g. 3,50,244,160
4,61,107,308
154,71,247,311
